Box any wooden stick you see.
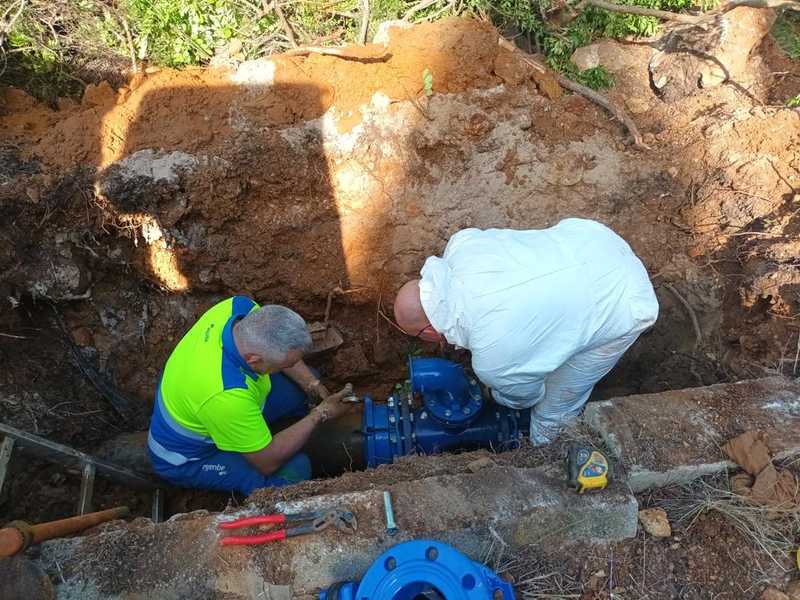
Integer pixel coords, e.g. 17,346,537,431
359,0,370,44
663,283,703,347
0,332,29,340
557,73,649,149
121,17,138,74
403,0,440,20
0,0,27,46
577,0,702,22
578,0,799,25
498,38,648,150
282,45,389,60
716,0,800,12
265,0,298,48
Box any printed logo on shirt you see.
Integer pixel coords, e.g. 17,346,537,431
202,463,227,476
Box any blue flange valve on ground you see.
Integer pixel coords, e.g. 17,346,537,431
319,540,515,600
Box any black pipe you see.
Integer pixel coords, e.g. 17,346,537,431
303,411,366,476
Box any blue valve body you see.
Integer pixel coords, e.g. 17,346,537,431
362,358,529,467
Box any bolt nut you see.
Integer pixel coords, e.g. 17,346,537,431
420,411,428,420
444,409,452,417
463,407,471,414
389,415,396,424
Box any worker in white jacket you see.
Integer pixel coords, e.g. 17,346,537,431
393,218,659,444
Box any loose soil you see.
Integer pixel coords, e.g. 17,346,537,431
0,14,799,599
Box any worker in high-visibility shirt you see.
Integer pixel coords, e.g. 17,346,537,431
148,296,351,495
393,219,659,445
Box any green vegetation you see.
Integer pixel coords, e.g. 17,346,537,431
1,0,713,101
788,94,800,108
422,68,433,96
772,10,800,59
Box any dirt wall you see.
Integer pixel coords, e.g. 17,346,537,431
0,14,798,474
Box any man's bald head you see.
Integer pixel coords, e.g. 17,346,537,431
394,279,430,335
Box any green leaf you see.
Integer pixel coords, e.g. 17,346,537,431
422,68,433,97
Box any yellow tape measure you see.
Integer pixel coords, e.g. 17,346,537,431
566,445,609,493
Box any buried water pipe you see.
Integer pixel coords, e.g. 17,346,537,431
0,506,130,558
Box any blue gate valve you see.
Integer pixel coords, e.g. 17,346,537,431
319,540,515,600
362,357,530,467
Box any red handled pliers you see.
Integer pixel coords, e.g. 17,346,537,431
218,509,357,546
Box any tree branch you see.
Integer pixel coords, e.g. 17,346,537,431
0,0,27,47
359,0,370,44
716,0,800,12
576,0,800,25
121,16,138,74
403,0,440,20
283,45,389,61
577,0,701,22
265,0,298,48
559,73,649,149
498,37,649,149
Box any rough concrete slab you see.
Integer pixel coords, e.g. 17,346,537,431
35,466,636,599
584,376,800,492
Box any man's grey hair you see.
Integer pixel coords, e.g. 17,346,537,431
236,305,312,364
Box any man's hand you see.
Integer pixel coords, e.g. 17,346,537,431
313,384,355,422
306,379,331,404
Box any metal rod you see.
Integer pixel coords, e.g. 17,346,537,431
0,422,158,490
0,436,15,495
78,463,95,516
152,488,165,523
383,491,398,536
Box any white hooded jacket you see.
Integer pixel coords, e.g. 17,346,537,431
418,219,659,409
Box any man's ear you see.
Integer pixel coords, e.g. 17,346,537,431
242,353,261,367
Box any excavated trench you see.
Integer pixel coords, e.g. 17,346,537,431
1,14,799,530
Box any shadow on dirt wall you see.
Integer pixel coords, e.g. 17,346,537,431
0,73,364,521
0,29,453,520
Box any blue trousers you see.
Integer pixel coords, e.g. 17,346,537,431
153,374,311,496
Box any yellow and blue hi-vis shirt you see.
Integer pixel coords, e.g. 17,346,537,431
148,296,273,465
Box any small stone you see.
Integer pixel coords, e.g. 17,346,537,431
587,570,606,591
467,457,496,473
687,245,705,258
25,187,40,204
638,508,671,538
0,556,54,600
373,20,412,45
625,97,650,114
730,472,754,497
71,326,95,347
784,580,800,600
760,586,790,600
667,167,679,178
